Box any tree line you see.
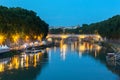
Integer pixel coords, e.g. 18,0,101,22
0,6,49,44
50,15,120,39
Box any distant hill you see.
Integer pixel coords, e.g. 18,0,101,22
50,15,120,39
83,15,120,39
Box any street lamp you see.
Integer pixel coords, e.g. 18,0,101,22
0,35,5,45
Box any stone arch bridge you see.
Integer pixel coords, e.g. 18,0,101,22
46,34,103,42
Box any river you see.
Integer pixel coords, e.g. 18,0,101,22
0,41,120,80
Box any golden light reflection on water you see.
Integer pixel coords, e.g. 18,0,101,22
59,41,102,60
33,54,37,67
0,52,43,73
11,56,19,69
0,41,102,72
0,64,4,72
60,43,67,60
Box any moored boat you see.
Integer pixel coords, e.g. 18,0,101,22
25,47,41,53
0,45,10,54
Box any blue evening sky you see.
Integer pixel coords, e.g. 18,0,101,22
0,0,120,27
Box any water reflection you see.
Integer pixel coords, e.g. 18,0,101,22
0,51,48,80
106,58,120,78
60,41,102,60
59,41,120,79
37,41,119,80
0,40,120,80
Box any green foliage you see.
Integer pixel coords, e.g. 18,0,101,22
50,15,120,39
0,6,49,40
87,15,120,39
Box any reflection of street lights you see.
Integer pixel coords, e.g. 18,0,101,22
60,44,67,60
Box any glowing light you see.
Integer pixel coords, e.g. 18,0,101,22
89,44,93,51
60,40,64,49
11,56,19,69
12,34,20,43
25,56,29,68
0,63,4,72
20,58,24,68
25,36,29,42
37,34,43,41
47,38,52,42
29,42,34,46
96,35,101,39
34,41,39,46
33,54,37,67
61,44,67,60
0,35,5,45
94,34,103,41
61,35,68,39
0,52,44,72
8,63,12,70
96,45,102,52
79,44,85,52
79,35,85,39
34,35,37,39
37,36,41,41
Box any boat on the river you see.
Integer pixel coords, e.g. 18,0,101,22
106,46,120,61
0,45,10,54
25,47,41,53
106,53,116,61
106,52,120,66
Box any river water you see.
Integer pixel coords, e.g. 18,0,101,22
0,41,120,80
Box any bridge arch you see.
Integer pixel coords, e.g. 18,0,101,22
46,34,103,42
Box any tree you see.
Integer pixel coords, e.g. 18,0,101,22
0,6,49,44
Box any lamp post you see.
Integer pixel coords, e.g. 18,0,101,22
0,35,5,45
